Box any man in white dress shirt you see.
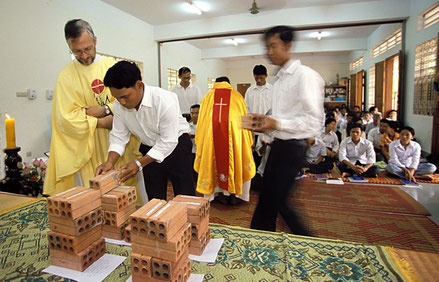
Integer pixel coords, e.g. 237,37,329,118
248,26,324,235
244,64,273,175
339,124,379,178
365,112,381,135
385,126,436,181
303,137,333,174
96,61,195,200
171,67,202,117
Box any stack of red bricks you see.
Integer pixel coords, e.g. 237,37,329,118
47,187,105,271
171,195,210,255
90,170,137,241
130,199,191,282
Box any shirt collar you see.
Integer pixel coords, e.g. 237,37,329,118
348,137,366,145
177,82,193,89
396,140,413,149
276,59,301,79
251,83,272,90
213,81,233,90
139,85,152,109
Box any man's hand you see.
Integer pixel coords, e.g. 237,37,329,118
86,106,106,118
242,114,277,133
96,161,114,176
117,161,139,184
404,167,416,182
97,115,113,130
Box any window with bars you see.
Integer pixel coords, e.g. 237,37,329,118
350,56,364,71
368,66,375,107
413,37,438,115
371,29,402,59
167,68,178,90
420,2,439,30
96,52,144,77
208,77,216,90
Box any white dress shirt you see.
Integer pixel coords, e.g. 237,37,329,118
367,127,381,147
109,85,190,163
339,137,376,165
171,82,202,115
389,140,421,169
271,60,325,140
306,138,327,162
321,130,339,152
189,122,197,154
365,122,379,135
244,83,273,115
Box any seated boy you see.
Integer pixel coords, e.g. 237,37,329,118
385,126,437,181
339,124,379,177
303,137,334,174
321,118,339,162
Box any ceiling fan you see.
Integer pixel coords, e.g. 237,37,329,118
249,0,260,14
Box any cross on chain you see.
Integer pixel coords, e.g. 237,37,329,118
214,98,227,123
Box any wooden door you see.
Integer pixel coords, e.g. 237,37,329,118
432,33,439,155
356,70,365,110
350,74,356,108
375,61,385,113
383,53,400,118
237,83,251,97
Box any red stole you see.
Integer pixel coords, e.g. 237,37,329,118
212,88,231,191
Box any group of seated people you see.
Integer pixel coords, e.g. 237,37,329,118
302,105,437,180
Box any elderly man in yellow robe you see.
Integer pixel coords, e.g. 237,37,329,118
195,77,255,205
43,19,142,203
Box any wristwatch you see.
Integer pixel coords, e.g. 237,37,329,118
104,105,111,116
134,159,143,172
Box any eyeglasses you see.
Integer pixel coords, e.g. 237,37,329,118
70,46,94,56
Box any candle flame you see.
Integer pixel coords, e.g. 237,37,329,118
5,113,11,119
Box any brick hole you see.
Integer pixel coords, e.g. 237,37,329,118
149,222,155,228
133,266,139,273
84,216,89,222
119,204,122,209
69,247,73,252
68,239,73,244
153,262,159,268
60,202,65,208
91,212,96,219
149,230,155,236
78,219,83,225
49,235,53,240
67,212,71,217
85,224,90,229
163,264,169,271
154,271,161,277
158,224,165,230
111,220,116,225
54,209,59,215
140,228,147,234
54,201,58,207
142,268,148,275
105,220,111,225
159,233,165,239
55,236,60,242
56,243,61,249
79,227,84,233
97,209,102,216
50,242,55,248
133,226,138,232
133,258,139,264
67,203,71,208
132,218,137,224
111,214,115,219
163,273,169,279
91,220,96,226
191,226,196,231
48,208,53,213
61,211,66,216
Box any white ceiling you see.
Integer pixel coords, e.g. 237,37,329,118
101,0,382,26
184,25,379,49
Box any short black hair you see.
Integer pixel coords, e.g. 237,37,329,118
65,19,94,40
369,106,377,113
215,76,230,83
380,118,389,124
190,104,200,110
353,105,360,110
325,118,336,126
400,126,415,136
104,61,141,89
178,67,191,76
253,65,267,76
349,123,364,132
387,120,401,132
264,25,295,44
326,112,335,119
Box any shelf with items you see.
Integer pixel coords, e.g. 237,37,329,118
324,85,347,102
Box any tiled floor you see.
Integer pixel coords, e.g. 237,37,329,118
400,183,439,224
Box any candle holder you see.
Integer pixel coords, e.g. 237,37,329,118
0,147,25,194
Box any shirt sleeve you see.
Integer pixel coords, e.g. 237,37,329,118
338,140,348,163
320,142,327,157
108,103,131,156
333,134,339,152
408,142,421,169
366,140,376,164
277,69,325,137
146,99,181,163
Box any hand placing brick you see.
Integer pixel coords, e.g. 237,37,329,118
89,170,119,194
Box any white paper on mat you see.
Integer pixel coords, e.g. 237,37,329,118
43,253,127,282
126,273,204,282
105,237,132,246
189,238,224,263
326,179,344,185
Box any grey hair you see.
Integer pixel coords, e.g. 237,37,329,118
64,19,95,40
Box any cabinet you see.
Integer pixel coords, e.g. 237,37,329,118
324,85,348,108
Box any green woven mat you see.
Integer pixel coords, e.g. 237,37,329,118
0,199,406,281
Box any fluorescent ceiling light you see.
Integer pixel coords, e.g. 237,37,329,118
225,38,245,46
189,1,202,15
310,31,329,40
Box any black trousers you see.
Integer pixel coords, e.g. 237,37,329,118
139,133,195,200
305,159,334,174
251,138,312,236
339,161,379,177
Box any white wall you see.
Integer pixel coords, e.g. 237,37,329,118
403,0,438,153
0,0,157,178
161,41,227,95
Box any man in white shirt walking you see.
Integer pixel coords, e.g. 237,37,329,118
171,67,202,117
247,26,324,235
339,124,379,178
96,61,195,200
